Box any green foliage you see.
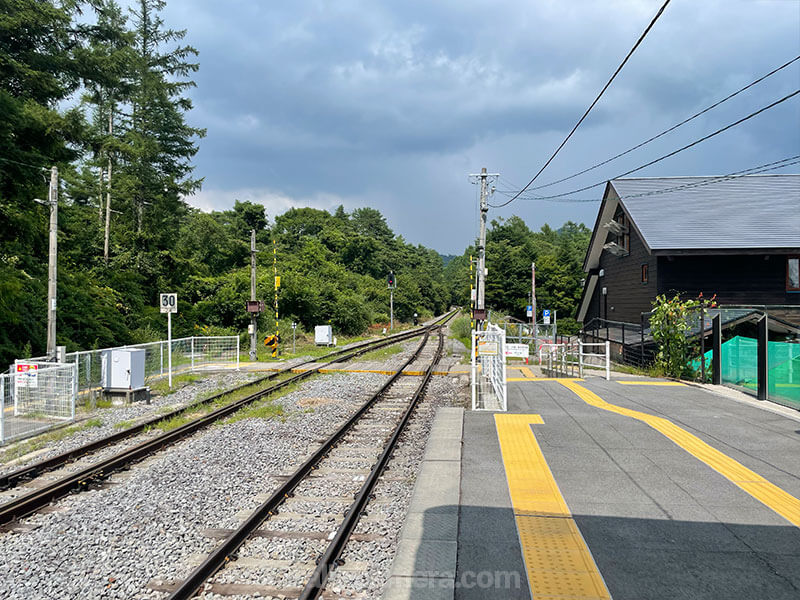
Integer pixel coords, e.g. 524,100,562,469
445,218,591,335
449,316,472,350
649,294,701,378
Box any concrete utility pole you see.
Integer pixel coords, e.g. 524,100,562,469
249,229,258,361
532,262,538,357
46,166,58,359
469,167,499,329
103,110,112,265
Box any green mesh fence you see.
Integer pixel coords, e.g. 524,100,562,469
696,336,800,410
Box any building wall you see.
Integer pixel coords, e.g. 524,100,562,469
657,254,800,306
584,225,656,324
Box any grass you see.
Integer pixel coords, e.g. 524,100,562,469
94,398,113,409
1,418,104,463
114,419,134,430
224,401,284,423
353,343,404,362
149,373,203,396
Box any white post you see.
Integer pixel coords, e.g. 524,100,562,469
160,342,163,375
167,311,173,389
191,337,195,371
578,341,584,378
71,363,77,421
605,340,611,381
471,330,477,410
236,336,240,370
1,375,5,444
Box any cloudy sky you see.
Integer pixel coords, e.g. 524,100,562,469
158,0,799,254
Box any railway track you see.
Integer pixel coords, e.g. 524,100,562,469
0,312,455,526
164,317,451,599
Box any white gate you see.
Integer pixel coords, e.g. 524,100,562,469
471,324,507,411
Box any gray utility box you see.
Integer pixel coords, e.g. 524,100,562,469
315,325,334,346
101,349,146,390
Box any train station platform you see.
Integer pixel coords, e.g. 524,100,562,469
391,373,800,599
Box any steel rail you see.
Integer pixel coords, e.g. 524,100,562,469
0,313,454,526
168,312,455,600
0,314,452,492
300,326,446,599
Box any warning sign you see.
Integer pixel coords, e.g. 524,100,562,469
15,364,38,388
477,341,499,356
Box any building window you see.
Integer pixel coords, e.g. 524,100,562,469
616,213,630,252
641,264,649,284
788,257,800,291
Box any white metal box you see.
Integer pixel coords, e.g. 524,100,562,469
314,325,333,346
101,349,146,389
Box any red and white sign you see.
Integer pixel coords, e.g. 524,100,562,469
15,363,39,388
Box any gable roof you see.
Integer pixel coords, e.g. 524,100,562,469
583,174,800,272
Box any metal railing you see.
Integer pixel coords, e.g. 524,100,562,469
2,363,77,445
21,336,240,401
541,341,610,380
471,324,507,411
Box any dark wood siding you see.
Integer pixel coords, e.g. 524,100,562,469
657,254,800,306
586,225,656,324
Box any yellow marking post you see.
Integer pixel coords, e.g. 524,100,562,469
617,380,685,386
495,414,611,600
559,380,800,528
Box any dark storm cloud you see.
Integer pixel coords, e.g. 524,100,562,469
157,0,800,252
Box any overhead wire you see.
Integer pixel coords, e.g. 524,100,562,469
500,0,673,207
490,155,800,204
490,89,800,205
524,54,800,192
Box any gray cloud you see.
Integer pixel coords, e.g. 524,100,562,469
154,0,800,253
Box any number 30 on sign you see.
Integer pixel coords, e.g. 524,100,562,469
160,293,178,314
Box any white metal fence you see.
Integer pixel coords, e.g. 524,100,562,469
24,336,240,401
2,363,77,445
471,324,507,411
540,341,610,380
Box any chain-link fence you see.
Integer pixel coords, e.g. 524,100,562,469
471,324,507,411
2,362,77,445
23,336,239,401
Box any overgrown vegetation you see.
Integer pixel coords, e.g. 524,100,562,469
650,293,714,378
150,373,202,396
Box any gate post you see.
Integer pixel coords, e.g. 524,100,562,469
712,314,721,385
578,341,584,378
757,315,768,401
605,340,611,381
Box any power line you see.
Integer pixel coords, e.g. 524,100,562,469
0,155,51,172
502,0,672,207
491,89,800,205
524,54,800,192
493,155,800,204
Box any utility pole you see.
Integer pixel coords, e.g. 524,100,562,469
273,239,279,358
249,229,258,361
532,262,538,357
103,110,112,265
468,167,499,329
46,166,58,359
388,271,396,331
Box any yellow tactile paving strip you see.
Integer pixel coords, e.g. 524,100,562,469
495,414,612,600
617,380,685,386
559,380,800,529
507,377,584,383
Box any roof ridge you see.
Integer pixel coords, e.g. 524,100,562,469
612,173,800,182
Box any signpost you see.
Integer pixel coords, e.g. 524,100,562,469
291,321,297,354
543,309,551,325
160,293,177,388
525,305,533,318
505,343,529,359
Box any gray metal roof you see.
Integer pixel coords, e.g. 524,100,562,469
610,174,800,250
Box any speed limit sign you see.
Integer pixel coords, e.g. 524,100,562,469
160,293,178,314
